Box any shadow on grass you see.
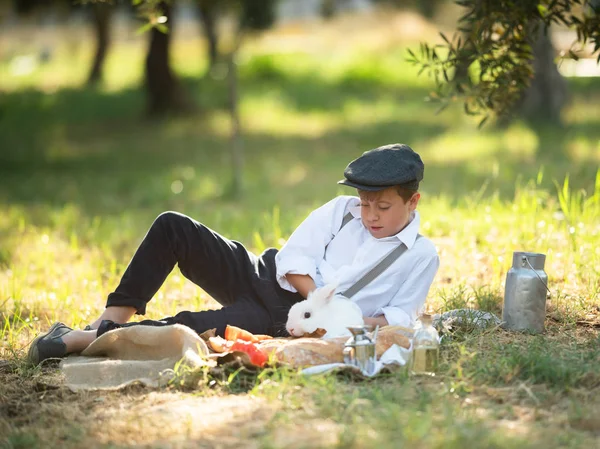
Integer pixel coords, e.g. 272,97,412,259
0,68,599,221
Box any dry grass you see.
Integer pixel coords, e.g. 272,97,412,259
2,324,598,448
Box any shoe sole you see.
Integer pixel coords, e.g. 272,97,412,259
27,322,61,366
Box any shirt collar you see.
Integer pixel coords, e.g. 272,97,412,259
395,210,420,248
348,203,421,248
349,202,361,219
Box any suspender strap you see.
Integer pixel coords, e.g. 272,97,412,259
342,234,422,299
324,211,355,254
340,211,354,230
329,209,422,298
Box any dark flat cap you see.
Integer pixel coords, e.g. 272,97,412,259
338,143,424,191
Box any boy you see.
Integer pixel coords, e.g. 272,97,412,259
28,143,439,365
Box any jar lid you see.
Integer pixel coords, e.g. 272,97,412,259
420,313,432,324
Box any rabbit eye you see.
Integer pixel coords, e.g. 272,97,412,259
304,312,311,319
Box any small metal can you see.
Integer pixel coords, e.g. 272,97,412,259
343,325,377,375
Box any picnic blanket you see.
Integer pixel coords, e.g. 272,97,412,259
60,324,210,391
60,310,502,391
60,324,414,391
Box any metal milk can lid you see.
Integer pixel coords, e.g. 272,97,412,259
512,251,546,270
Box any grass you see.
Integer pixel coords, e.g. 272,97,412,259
1,9,599,449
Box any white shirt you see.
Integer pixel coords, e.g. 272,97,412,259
275,195,440,327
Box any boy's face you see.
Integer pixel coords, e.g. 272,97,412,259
358,187,420,238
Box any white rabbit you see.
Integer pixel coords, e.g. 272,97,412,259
286,284,364,338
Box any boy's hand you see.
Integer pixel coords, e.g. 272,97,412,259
364,316,389,327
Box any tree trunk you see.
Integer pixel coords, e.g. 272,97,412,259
417,0,441,19
86,3,111,86
320,0,337,19
145,1,191,116
517,28,568,125
197,0,219,70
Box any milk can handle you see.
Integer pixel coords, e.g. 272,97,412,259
522,256,551,294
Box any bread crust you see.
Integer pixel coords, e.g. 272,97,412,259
258,326,412,368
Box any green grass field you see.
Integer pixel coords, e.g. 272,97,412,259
1,11,599,449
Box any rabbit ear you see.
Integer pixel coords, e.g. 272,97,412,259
319,283,338,304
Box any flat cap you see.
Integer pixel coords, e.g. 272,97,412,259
338,143,424,191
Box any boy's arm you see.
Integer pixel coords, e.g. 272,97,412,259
363,315,390,327
364,316,389,327
276,196,353,293
285,274,317,299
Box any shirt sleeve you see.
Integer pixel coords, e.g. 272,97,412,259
275,196,352,292
375,251,440,327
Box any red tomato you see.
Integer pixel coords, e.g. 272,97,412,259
230,340,269,367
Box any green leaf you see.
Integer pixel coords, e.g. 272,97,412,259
536,167,544,186
155,23,169,34
537,4,549,18
136,22,154,35
568,50,580,61
435,103,449,115
554,178,570,219
563,174,570,202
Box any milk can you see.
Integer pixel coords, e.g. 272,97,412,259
343,325,377,376
502,251,549,333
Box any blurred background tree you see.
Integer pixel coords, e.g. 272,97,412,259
3,0,278,197
370,0,445,19
408,0,600,127
197,0,219,69
1,0,598,200
12,0,115,85
208,0,278,196
143,0,193,115
8,0,278,118
86,1,112,85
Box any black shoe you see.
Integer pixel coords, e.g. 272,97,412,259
27,322,73,366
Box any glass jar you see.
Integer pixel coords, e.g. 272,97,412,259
410,314,440,376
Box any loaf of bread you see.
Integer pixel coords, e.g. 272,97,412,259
375,326,411,355
261,338,345,366
257,326,412,368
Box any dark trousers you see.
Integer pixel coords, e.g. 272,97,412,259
98,211,303,338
